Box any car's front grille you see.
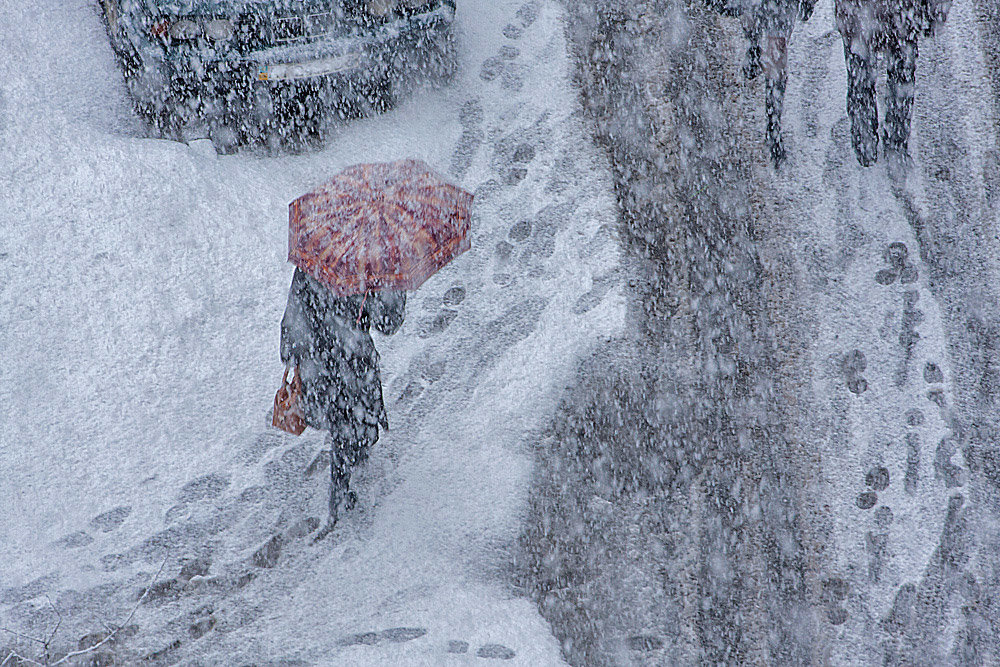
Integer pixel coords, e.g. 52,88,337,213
232,8,340,52
274,11,337,43
274,15,304,41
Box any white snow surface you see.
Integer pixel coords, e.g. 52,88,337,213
0,0,623,663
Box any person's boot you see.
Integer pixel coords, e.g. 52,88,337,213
314,486,356,542
314,452,354,542
851,117,878,167
769,134,787,168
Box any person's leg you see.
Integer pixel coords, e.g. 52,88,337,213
763,28,790,166
743,19,762,80
327,421,379,522
312,429,352,541
885,35,918,155
348,422,379,468
843,40,879,166
328,434,352,522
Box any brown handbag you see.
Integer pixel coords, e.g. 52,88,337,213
272,366,306,435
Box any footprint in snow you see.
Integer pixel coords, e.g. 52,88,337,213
923,361,944,384
448,640,470,653
340,630,516,660
505,167,527,185
54,530,93,549
905,432,921,494
927,388,946,408
856,465,889,510
626,635,664,651
866,508,893,583
821,577,849,625
509,219,532,242
475,178,502,202
477,643,517,659
874,241,918,285
515,1,541,27
451,98,483,179
503,23,523,39
339,627,428,646
840,349,868,395
90,505,131,533
418,309,458,338
905,408,924,426
177,473,230,504
934,437,965,488
478,51,523,90
480,56,505,82
443,285,466,306
573,271,619,315
496,240,514,261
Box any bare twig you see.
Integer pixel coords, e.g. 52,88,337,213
42,597,62,657
0,649,44,667
0,628,45,648
49,556,168,666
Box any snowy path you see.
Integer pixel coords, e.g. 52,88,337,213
0,0,621,663
753,0,999,661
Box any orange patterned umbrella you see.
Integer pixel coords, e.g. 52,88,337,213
288,159,473,296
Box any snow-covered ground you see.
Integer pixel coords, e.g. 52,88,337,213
0,0,622,662
756,0,999,661
526,0,1000,662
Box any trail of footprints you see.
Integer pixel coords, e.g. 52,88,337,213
478,0,539,90
7,441,522,662
823,241,967,626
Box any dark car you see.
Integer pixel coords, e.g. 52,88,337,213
100,0,456,147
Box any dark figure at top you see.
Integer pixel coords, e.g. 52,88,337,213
711,0,816,166
281,268,406,532
835,0,950,166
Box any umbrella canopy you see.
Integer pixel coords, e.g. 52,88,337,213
288,159,473,296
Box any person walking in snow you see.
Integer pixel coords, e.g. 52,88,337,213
710,0,816,166
280,267,406,531
835,0,950,166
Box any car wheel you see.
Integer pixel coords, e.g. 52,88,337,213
431,34,459,84
133,99,177,140
241,85,276,145
365,74,396,115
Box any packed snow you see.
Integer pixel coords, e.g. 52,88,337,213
0,0,620,662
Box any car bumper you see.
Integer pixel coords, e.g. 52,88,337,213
132,2,455,118
256,2,455,82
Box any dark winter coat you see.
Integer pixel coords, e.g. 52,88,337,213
836,0,950,52
708,0,815,24
280,268,405,434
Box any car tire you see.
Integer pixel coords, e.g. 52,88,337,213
432,33,458,84
362,73,396,116
133,97,174,140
